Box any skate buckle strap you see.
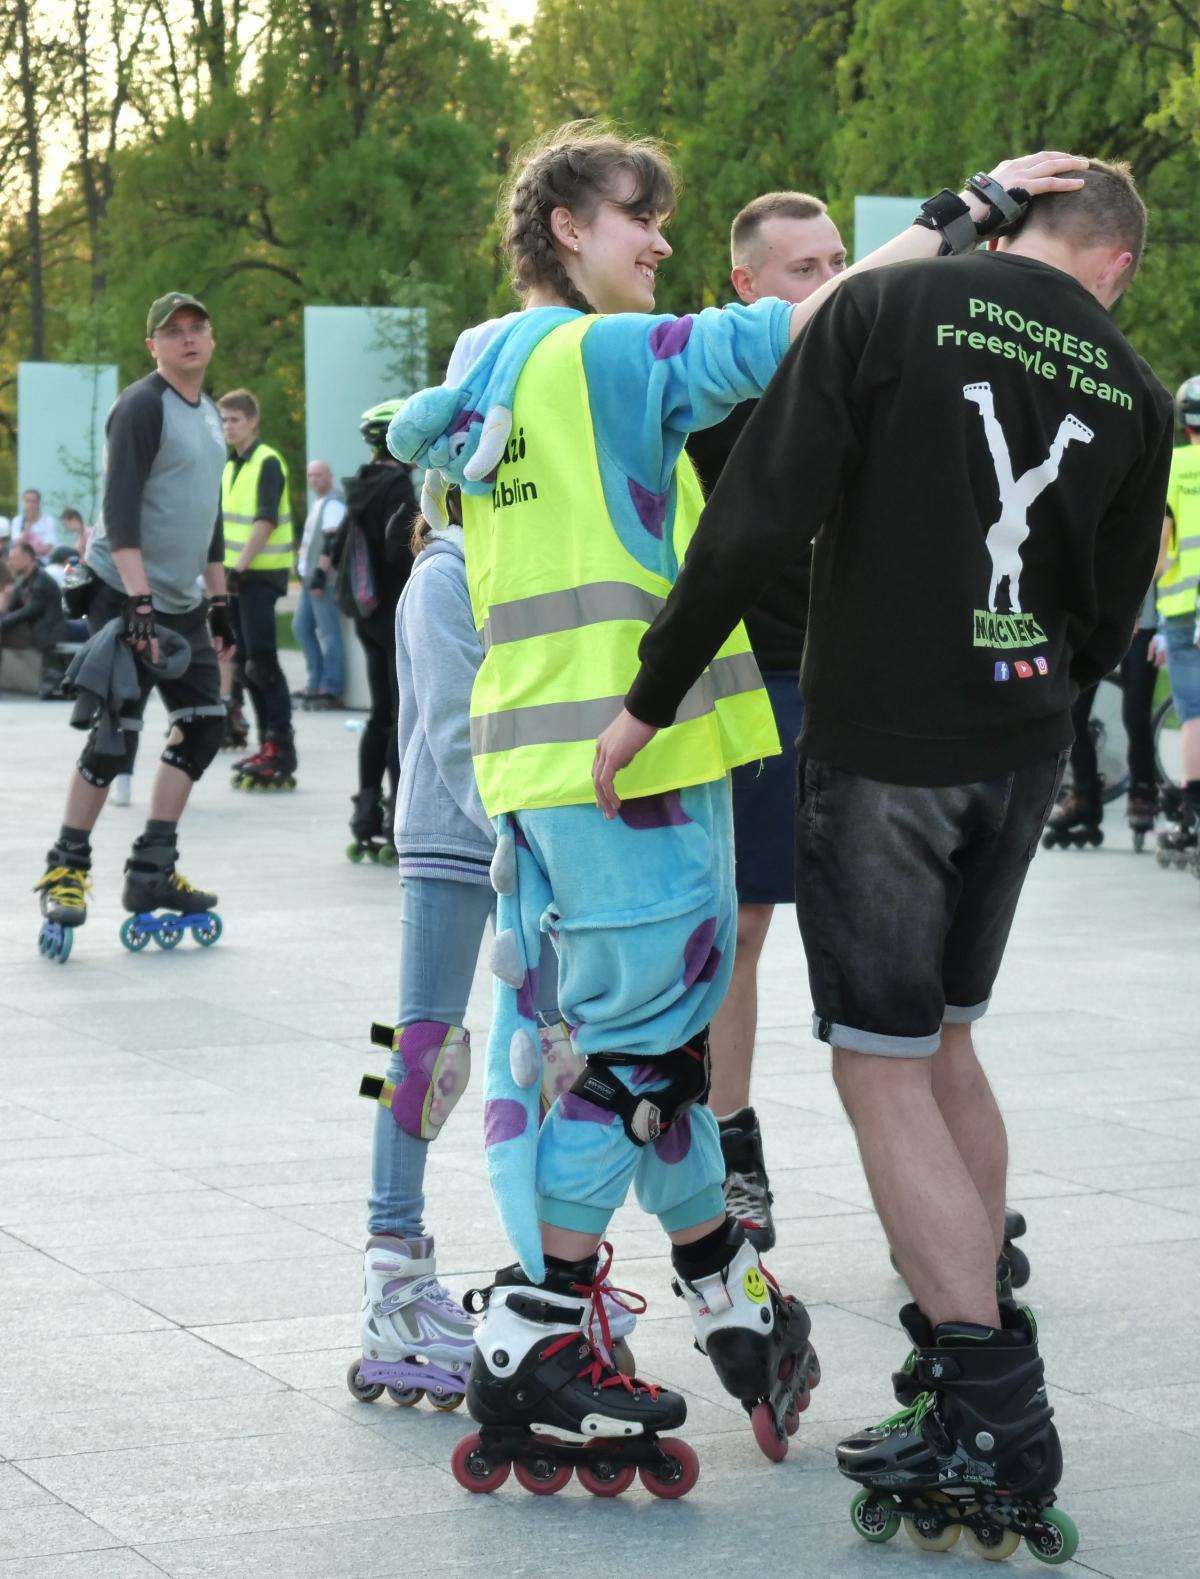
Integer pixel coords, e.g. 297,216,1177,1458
508,1291,588,1328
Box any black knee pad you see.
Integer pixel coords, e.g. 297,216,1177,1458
161,711,225,781
78,726,137,786
244,651,283,690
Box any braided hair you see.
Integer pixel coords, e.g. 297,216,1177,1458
502,121,677,312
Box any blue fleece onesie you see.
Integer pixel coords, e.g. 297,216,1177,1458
391,300,792,1279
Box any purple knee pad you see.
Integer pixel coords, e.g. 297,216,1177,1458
377,1021,471,1140
538,1020,584,1124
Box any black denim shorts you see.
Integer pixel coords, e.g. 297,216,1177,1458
795,753,1066,1056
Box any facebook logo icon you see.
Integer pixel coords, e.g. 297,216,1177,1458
994,661,1011,682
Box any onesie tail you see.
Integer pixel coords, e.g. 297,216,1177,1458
482,823,549,1283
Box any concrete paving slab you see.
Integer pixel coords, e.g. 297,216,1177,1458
2,685,1198,1574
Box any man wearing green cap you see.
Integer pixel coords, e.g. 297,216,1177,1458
34,292,236,957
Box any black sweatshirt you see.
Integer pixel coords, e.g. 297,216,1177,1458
686,401,810,670
336,463,418,624
629,251,1175,786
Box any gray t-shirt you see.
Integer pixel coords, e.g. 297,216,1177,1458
87,372,227,613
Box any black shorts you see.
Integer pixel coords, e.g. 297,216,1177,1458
88,584,221,729
795,752,1066,1056
731,670,804,905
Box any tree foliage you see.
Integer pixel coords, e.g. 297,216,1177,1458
1,0,1198,504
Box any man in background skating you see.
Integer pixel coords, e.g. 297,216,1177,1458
218,389,297,790
597,160,1172,1549
35,292,235,943
687,190,847,1251
1153,375,1200,862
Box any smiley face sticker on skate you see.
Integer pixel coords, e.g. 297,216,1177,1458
743,1267,769,1304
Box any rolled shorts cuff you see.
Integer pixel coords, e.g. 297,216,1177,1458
813,1011,941,1058
942,997,991,1024
658,1184,726,1235
536,1194,614,1236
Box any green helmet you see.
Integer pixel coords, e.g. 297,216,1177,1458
1176,377,1200,433
361,399,401,453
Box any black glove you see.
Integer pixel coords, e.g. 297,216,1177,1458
308,566,327,592
208,595,236,651
122,594,156,650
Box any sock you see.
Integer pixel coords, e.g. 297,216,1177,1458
671,1217,745,1281
544,1252,599,1283
57,824,91,854
143,818,178,844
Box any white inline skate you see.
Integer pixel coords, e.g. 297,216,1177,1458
347,1234,475,1410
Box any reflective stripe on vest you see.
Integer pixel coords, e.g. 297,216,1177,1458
1158,447,1200,619
460,315,779,817
222,443,293,571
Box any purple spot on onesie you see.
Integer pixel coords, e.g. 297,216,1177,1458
648,317,695,359
510,815,532,851
451,408,481,435
557,1092,617,1126
628,478,667,539
653,1108,692,1164
517,966,539,1022
627,1062,662,1088
683,918,721,987
618,791,692,830
484,1098,527,1147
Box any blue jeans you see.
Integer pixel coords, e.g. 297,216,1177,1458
293,586,344,695
368,877,559,1239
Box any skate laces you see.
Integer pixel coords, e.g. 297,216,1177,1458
874,1390,936,1434
541,1331,659,1399
35,867,92,901
168,870,200,895
572,1242,646,1357
724,1170,770,1225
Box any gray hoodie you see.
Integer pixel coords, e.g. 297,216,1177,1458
393,529,494,883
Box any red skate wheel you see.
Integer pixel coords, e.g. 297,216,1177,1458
750,1400,788,1462
576,1460,636,1497
640,1437,699,1499
450,1432,510,1493
514,1458,573,1495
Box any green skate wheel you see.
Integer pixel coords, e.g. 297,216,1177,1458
155,919,183,949
194,913,223,947
1025,1508,1078,1565
379,844,398,867
346,843,365,863
119,917,151,952
850,1490,901,1543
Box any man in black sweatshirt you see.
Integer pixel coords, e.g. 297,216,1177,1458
596,161,1174,1525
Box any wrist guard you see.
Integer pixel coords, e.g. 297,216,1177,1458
122,594,156,648
914,189,979,256
964,171,1031,237
207,595,236,648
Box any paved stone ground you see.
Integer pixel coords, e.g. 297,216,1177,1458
2,673,1199,1579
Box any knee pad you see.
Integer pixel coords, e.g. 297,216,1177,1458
569,1029,711,1147
359,1021,471,1140
244,651,283,690
77,722,138,786
536,1021,585,1124
160,710,225,781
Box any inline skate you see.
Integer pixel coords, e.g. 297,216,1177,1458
346,789,397,865
890,1207,1030,1292
231,729,297,791
119,835,222,951
347,1235,475,1410
719,1106,776,1252
1125,784,1157,853
34,844,92,964
673,1224,819,1462
1156,798,1198,870
840,1305,1077,1565
220,699,250,752
1041,777,1103,850
453,1254,698,1498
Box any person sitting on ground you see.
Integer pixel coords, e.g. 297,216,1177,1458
0,540,71,697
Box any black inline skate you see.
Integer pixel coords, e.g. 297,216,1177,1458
840,1304,1076,1565
120,834,222,951
719,1106,776,1252
232,729,297,791
1003,1208,1031,1290
673,1221,819,1462
220,699,250,752
453,1255,698,1499
347,789,397,866
34,842,92,964
1125,784,1157,853
1041,776,1103,850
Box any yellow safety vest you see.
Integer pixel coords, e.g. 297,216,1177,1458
222,442,293,573
1157,443,1200,620
461,315,779,818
